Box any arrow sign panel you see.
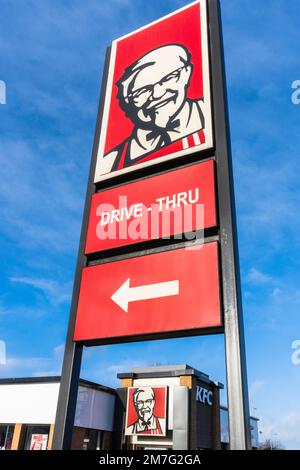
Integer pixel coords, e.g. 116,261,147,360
74,242,221,343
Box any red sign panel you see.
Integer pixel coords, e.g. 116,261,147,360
94,0,213,182
86,160,216,254
74,242,221,343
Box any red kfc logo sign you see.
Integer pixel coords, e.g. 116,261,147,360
125,386,167,436
94,0,213,182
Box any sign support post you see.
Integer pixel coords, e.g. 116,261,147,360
52,49,112,450
208,0,251,449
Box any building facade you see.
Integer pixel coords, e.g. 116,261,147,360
0,365,259,450
0,377,115,450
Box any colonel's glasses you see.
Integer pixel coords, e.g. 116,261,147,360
125,65,188,105
135,398,154,408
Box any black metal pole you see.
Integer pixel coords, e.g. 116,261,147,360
52,47,112,450
208,0,251,449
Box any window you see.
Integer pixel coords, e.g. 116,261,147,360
72,427,113,450
21,425,50,450
0,424,15,450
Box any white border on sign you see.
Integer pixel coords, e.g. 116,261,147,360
94,0,213,183
125,385,168,437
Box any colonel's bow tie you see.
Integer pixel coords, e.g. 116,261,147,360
146,119,180,146
142,420,151,430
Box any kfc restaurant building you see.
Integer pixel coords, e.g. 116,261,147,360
115,364,223,450
114,364,258,450
0,365,259,450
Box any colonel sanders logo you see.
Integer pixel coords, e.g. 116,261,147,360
94,1,213,182
105,44,205,172
125,386,167,436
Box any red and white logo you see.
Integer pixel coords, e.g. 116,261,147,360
30,434,48,451
125,386,167,436
94,0,213,182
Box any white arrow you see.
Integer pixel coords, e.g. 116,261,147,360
111,278,179,312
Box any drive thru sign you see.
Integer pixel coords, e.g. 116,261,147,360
85,160,217,253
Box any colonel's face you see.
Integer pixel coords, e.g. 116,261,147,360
121,45,192,129
134,389,155,423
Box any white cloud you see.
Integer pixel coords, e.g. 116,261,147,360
0,344,63,378
249,379,265,401
0,301,48,319
9,276,72,305
246,268,275,285
261,411,300,450
0,138,83,255
53,343,65,358
271,287,282,298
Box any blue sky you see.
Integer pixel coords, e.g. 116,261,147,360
0,0,300,449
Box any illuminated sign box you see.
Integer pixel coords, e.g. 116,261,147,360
86,160,217,254
74,241,221,343
94,0,213,182
125,386,168,437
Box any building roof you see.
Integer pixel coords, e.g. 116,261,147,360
0,376,116,394
117,364,224,388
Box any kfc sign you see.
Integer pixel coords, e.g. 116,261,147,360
125,386,167,436
196,385,213,406
86,160,216,253
94,0,213,182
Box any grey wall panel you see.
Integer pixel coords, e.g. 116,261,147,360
173,386,189,450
